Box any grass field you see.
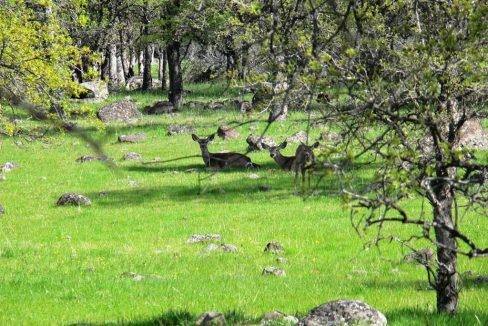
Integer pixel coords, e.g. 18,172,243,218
0,85,487,325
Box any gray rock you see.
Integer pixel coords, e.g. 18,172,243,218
126,76,162,91
262,266,286,277
217,125,240,140
268,102,288,122
0,204,4,215
186,101,206,110
144,101,175,115
167,124,195,136
76,155,107,163
118,132,147,143
265,242,284,254
1,162,19,173
247,135,276,151
76,80,109,100
56,193,91,206
458,119,488,150
262,312,299,325
221,244,238,253
196,312,226,326
299,300,387,326
258,184,271,192
120,271,144,282
123,152,142,161
287,131,308,144
187,234,222,244
98,100,141,123
234,100,252,113
276,257,288,264
205,101,225,110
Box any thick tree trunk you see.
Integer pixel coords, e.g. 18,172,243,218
142,43,153,91
433,181,458,314
166,40,182,108
108,43,118,87
116,54,126,85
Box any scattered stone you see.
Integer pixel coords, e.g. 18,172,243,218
144,101,175,115
458,119,488,150
0,204,4,215
75,80,109,100
287,131,308,144
187,234,222,244
284,316,300,324
186,101,206,110
247,135,276,151
221,244,238,253
123,152,142,161
258,184,271,192
248,173,260,180
268,103,288,122
265,242,284,254
205,101,225,110
262,266,286,277
276,257,288,264
167,124,195,136
98,191,109,197
217,125,240,140
299,300,387,326
76,155,106,163
1,162,19,173
98,100,141,123
56,193,91,206
118,132,147,143
261,312,299,325
234,100,252,113
203,243,238,253
120,272,144,282
404,248,434,265
125,76,163,91
319,131,342,144
474,275,488,285
196,311,226,326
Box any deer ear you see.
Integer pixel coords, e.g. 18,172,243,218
208,134,215,141
312,142,320,148
191,134,199,141
279,141,287,149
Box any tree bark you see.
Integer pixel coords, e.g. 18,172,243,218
433,180,458,314
158,47,167,91
142,42,153,91
166,40,182,108
108,43,118,87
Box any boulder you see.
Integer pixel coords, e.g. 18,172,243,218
261,311,299,325
98,100,141,123
205,101,225,110
56,193,91,206
144,101,175,115
123,152,142,161
262,266,286,277
204,243,238,253
287,131,308,144
246,135,276,151
299,300,387,326
196,312,226,326
1,162,19,173
76,80,109,100
217,125,239,140
234,100,252,113
187,234,222,244
126,76,163,91
264,242,284,254
458,119,488,150
118,133,147,143
167,124,195,136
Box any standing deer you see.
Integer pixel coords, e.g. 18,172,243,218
192,134,260,169
264,141,295,171
292,142,319,192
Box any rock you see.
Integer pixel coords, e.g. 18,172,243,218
234,100,252,113
276,257,288,264
167,124,195,136
120,271,144,282
246,135,276,151
186,101,206,110
118,132,147,143
261,312,299,325
56,193,91,206
284,316,300,324
98,100,141,123
221,244,238,253
76,155,106,163
144,101,175,115
1,162,19,173
458,119,488,150
76,80,109,100
262,266,286,277
203,243,238,253
265,242,284,254
123,152,142,161
217,125,239,140
258,184,271,192
404,248,434,265
0,204,4,215
268,102,288,122
196,312,226,326
474,275,488,285
287,131,308,144
319,131,342,144
205,101,225,110
126,76,163,91
299,300,387,326
248,173,260,180
187,234,222,244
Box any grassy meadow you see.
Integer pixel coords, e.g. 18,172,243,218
0,84,487,325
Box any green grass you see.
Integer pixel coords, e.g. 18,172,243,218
0,85,487,325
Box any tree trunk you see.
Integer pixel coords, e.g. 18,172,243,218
166,40,182,108
161,49,167,91
433,181,458,314
108,43,118,87
142,43,153,91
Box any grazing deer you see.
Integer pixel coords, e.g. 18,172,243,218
292,142,319,191
264,141,295,171
192,134,260,169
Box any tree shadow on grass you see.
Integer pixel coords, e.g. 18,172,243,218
386,308,488,325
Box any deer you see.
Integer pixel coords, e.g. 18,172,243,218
263,141,295,171
191,134,260,169
292,141,320,192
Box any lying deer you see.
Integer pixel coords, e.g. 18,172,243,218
192,134,260,169
264,141,295,171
